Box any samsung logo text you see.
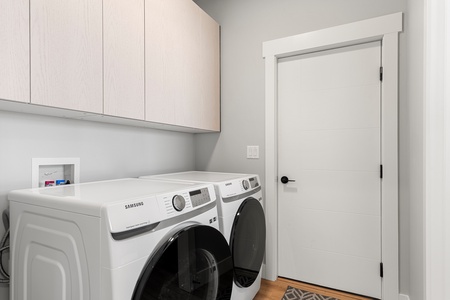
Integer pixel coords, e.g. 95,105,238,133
125,202,144,209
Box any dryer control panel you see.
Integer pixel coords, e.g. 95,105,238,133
218,176,260,198
249,176,259,188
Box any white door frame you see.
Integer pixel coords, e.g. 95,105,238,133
263,13,402,300
424,1,450,299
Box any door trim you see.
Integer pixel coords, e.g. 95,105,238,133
424,1,450,299
263,13,402,300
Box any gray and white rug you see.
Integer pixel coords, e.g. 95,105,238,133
282,286,339,300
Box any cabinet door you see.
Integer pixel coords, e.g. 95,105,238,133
104,0,145,120
30,0,102,113
193,6,220,131
145,0,220,131
0,0,30,103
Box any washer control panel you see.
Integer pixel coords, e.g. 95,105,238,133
105,183,216,235
189,187,211,207
160,185,215,216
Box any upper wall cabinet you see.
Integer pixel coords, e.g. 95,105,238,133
145,0,220,131
30,0,103,113
0,0,30,103
103,0,145,120
0,0,220,132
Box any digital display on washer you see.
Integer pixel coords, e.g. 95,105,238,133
189,188,211,207
249,177,259,188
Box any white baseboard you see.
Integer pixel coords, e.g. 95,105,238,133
399,294,410,300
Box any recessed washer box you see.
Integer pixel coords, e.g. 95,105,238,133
32,158,80,188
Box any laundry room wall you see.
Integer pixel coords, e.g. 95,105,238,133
193,0,415,298
0,110,196,298
405,0,425,299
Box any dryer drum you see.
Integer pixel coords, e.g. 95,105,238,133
132,225,233,300
229,197,266,288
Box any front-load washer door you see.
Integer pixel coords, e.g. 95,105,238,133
229,197,266,288
132,225,233,300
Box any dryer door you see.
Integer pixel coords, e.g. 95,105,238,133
132,225,233,300
229,197,266,288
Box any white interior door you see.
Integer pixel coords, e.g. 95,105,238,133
277,42,382,299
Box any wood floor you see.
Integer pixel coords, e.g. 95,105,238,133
253,277,372,300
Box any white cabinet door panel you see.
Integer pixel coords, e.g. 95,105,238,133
104,0,144,120
145,0,220,131
145,0,184,126
0,0,29,102
31,0,103,113
193,7,220,131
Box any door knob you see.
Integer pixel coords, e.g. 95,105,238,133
280,176,295,184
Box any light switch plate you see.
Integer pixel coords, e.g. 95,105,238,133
247,146,259,159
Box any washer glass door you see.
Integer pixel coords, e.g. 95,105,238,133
132,225,233,300
230,197,266,288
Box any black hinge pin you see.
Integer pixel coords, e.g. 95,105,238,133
380,66,383,81
380,165,383,179
380,262,384,278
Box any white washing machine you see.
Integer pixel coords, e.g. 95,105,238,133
9,178,234,300
140,171,266,300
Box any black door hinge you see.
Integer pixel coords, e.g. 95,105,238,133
380,67,383,81
380,262,384,278
380,165,383,179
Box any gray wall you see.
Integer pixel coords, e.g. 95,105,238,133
193,0,414,297
0,110,196,298
405,0,425,299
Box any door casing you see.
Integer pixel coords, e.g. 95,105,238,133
263,13,402,300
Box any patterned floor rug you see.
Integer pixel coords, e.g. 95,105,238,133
282,286,339,300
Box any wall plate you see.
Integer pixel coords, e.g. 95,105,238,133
32,158,80,188
247,146,259,159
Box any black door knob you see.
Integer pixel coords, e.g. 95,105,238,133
280,176,295,184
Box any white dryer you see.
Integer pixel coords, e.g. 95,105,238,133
9,178,234,300
140,171,266,300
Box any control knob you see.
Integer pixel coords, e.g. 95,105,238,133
242,180,250,190
172,195,186,211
